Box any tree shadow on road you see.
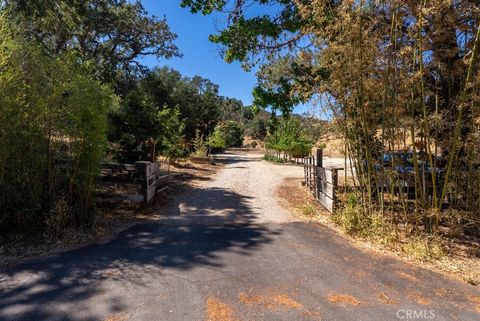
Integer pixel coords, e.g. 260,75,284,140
0,187,280,321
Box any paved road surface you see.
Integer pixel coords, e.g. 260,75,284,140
1,151,479,321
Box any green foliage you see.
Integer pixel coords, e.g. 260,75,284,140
222,121,244,147
182,0,304,70
108,66,229,161
332,202,392,243
207,125,226,151
0,14,117,234
159,105,186,163
249,118,268,140
180,0,226,15
265,118,313,157
140,67,221,143
7,0,180,87
192,130,208,157
110,88,161,162
263,154,287,163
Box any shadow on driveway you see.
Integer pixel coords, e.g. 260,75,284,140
0,187,280,321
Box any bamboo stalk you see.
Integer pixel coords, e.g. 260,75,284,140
439,18,480,210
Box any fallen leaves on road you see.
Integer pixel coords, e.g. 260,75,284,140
406,290,431,306
468,296,480,312
327,293,363,306
104,313,128,321
377,292,398,305
434,287,452,298
397,271,420,282
206,297,239,321
239,292,304,310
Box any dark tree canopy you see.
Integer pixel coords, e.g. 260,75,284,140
6,0,180,87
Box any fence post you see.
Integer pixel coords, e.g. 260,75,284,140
316,148,323,167
332,168,339,211
304,157,307,185
309,156,313,190
135,161,160,202
315,149,323,200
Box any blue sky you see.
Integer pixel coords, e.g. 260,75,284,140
139,0,312,114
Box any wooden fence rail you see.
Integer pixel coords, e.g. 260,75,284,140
304,149,343,213
100,161,170,202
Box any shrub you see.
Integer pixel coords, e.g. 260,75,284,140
192,130,208,157
403,236,445,261
207,125,226,153
265,118,313,158
223,121,244,147
0,23,116,235
263,154,287,163
332,194,394,244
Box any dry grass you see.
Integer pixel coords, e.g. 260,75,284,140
206,297,239,321
403,236,445,261
299,204,317,217
316,135,345,158
277,177,329,221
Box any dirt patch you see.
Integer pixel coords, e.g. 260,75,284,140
327,293,363,306
239,292,304,310
406,291,431,306
206,297,239,321
277,177,329,221
169,159,223,187
377,292,398,305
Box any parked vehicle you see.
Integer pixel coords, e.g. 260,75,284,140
371,151,444,199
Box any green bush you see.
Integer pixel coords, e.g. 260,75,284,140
263,154,287,163
265,118,313,158
332,195,393,244
192,130,208,157
0,16,117,235
223,121,244,147
207,125,226,153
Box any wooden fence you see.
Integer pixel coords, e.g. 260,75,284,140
100,161,170,202
304,149,343,213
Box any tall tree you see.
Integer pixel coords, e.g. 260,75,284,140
6,0,180,89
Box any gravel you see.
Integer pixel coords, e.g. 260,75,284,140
160,151,304,225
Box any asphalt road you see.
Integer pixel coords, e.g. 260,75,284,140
1,151,479,321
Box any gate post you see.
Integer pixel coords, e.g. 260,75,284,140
316,148,323,167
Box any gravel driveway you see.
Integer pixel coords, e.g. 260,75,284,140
1,150,479,321
161,150,303,225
